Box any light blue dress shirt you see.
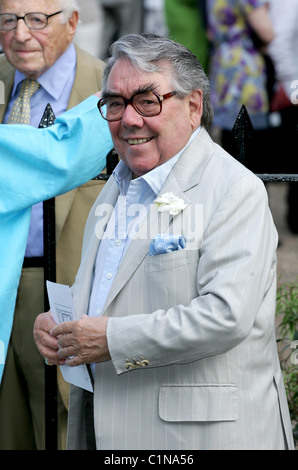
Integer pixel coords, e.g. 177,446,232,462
4,44,77,257
0,96,113,383
4,43,76,127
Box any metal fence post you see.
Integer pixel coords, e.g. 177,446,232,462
38,104,58,451
232,105,298,183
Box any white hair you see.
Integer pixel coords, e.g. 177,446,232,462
104,34,214,131
58,0,80,17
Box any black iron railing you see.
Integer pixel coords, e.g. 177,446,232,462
38,104,117,450
232,105,298,183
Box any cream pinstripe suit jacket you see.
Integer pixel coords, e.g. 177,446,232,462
68,128,294,450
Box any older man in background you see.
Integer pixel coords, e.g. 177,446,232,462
0,0,106,449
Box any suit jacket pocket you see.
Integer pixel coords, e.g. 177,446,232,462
159,384,238,422
144,248,198,272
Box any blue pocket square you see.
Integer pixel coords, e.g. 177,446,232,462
149,234,186,256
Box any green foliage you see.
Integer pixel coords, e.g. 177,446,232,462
276,282,298,340
276,282,298,444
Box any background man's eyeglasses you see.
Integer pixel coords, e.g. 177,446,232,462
98,91,177,122
0,11,63,31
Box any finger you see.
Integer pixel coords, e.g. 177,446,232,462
45,355,66,366
34,335,58,363
39,343,65,366
45,353,65,366
42,310,57,330
36,329,59,351
58,345,75,359
65,355,83,367
50,321,74,337
57,333,73,349
44,358,65,367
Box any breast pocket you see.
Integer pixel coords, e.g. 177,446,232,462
144,248,198,272
143,250,199,311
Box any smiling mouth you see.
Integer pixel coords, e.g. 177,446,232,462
127,137,153,145
16,50,37,54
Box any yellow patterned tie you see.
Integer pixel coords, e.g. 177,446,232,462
7,79,40,125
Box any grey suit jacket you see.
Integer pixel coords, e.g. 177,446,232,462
68,128,294,450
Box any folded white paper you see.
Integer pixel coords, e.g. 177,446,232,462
46,281,93,393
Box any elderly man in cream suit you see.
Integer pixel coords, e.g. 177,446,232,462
34,34,294,450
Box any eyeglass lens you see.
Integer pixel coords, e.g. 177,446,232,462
0,11,61,30
100,92,161,121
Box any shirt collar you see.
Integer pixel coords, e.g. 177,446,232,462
114,126,201,196
12,43,76,100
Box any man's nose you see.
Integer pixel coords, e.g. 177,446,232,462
121,103,144,127
14,18,32,41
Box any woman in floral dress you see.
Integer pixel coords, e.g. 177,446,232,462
207,0,275,171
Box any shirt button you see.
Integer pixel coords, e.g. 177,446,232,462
115,239,121,246
106,272,113,280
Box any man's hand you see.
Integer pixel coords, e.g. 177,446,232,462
50,315,110,367
33,311,63,365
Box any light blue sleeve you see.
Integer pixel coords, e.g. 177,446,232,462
0,95,113,214
0,95,113,384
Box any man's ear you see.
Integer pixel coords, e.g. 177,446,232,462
67,10,79,37
188,89,203,129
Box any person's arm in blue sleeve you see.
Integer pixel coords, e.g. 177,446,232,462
0,95,113,214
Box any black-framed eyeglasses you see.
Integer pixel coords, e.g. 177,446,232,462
0,11,63,31
98,91,177,122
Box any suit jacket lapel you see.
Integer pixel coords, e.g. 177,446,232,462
0,59,14,122
67,45,104,109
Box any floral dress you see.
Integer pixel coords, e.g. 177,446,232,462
207,0,270,130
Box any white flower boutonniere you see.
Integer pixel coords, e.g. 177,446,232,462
154,192,187,216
